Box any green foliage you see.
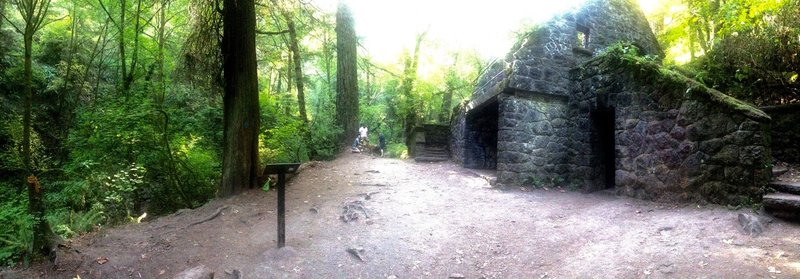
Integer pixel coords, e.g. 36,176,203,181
47,203,104,239
99,163,145,223
0,191,33,266
261,117,309,164
385,143,408,159
523,176,544,188
597,42,769,122
307,116,342,161
645,0,799,105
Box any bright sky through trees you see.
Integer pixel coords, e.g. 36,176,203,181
316,0,661,63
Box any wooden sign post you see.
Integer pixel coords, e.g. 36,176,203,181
262,163,300,248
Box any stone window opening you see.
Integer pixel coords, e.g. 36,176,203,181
574,24,592,56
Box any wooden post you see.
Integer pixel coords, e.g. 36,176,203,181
262,163,299,249
277,172,286,248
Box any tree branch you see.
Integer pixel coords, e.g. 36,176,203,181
97,0,119,28
256,29,289,35
2,12,23,34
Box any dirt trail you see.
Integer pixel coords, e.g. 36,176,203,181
5,152,800,278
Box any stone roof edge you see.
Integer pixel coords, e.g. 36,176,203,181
584,50,771,123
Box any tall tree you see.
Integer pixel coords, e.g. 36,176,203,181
98,0,145,93
5,0,54,258
220,0,260,197
399,32,425,156
269,0,308,122
335,1,358,146
438,54,458,123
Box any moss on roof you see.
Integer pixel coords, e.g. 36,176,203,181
588,43,770,122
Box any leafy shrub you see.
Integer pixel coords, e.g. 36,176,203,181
260,117,309,164
386,143,408,159
47,203,104,239
307,116,341,161
0,194,33,267
97,163,144,224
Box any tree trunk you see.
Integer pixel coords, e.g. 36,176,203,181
0,0,5,30
335,2,359,146
285,14,307,122
323,32,332,99
400,32,425,157
156,0,168,104
439,55,458,123
118,0,127,92
220,0,260,197
22,29,33,178
18,0,54,258
26,175,52,257
125,0,142,91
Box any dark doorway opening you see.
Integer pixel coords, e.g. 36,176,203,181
592,106,616,189
464,101,498,170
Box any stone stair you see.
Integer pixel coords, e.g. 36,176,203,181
415,146,450,162
763,168,800,220
413,124,451,162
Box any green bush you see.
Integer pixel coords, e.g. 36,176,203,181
0,193,33,267
261,117,309,164
47,203,104,239
386,143,408,159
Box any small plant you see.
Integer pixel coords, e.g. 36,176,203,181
386,143,408,159
0,202,33,267
48,204,105,239
567,181,582,191
524,176,543,188
98,164,145,224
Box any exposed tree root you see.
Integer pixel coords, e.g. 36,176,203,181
187,205,230,228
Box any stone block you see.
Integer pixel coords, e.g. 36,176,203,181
698,138,723,153
670,126,686,141
739,145,765,166
710,145,739,164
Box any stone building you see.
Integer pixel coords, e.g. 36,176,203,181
450,0,772,204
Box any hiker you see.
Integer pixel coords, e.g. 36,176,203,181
379,132,386,157
359,125,368,144
351,134,361,152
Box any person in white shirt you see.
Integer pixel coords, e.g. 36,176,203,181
359,125,368,144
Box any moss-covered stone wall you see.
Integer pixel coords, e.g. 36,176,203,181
573,47,771,204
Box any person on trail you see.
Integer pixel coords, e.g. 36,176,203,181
379,132,386,157
359,125,368,144
352,134,361,152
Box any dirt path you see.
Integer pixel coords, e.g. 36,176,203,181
5,152,800,278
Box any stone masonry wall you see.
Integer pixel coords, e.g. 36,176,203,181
496,93,573,185
452,0,769,205
459,0,663,186
450,103,467,165
574,51,771,204
468,0,662,106
762,104,800,164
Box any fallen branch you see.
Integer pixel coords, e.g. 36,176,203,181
187,205,230,228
